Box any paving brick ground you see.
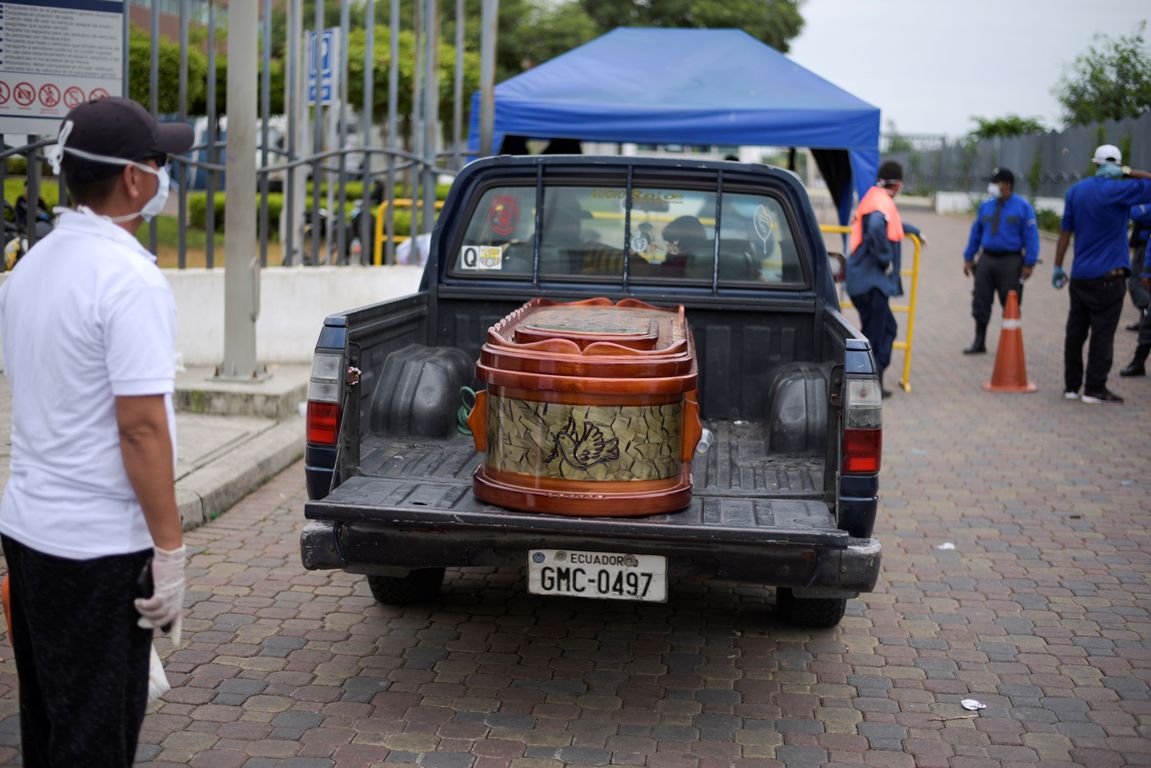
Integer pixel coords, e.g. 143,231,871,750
2,210,1150,767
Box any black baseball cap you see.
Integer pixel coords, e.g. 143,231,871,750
59,97,193,182
989,167,1015,184
878,160,903,183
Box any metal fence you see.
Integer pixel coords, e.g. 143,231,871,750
886,112,1151,200
0,0,471,270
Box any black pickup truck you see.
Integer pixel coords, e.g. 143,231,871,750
301,156,882,627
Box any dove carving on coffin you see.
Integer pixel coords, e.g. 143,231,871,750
545,415,620,471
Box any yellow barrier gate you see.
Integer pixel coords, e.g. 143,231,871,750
372,199,446,266
820,224,922,393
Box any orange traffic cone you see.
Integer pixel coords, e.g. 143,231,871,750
983,290,1037,393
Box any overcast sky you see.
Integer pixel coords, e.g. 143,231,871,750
788,0,1150,138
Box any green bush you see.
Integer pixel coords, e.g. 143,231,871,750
188,191,285,233
184,181,449,234
302,181,451,202
6,156,27,175
1036,208,1061,234
384,209,414,235
312,180,452,202
391,181,452,201
307,181,365,199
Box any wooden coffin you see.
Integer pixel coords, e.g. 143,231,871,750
468,297,702,516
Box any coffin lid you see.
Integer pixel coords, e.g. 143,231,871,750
479,297,696,384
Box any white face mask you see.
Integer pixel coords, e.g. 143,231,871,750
135,165,169,222
987,182,1000,198
46,120,170,223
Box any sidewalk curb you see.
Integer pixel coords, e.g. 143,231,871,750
176,417,304,530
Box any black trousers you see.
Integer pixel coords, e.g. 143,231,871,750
1129,247,1150,311
1064,274,1127,394
850,288,897,373
972,252,1024,325
1137,299,1151,347
2,536,152,768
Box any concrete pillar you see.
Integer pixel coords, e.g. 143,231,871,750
218,0,265,380
479,0,498,156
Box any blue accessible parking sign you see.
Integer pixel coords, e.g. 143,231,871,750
306,28,340,106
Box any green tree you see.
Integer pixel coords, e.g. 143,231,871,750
270,0,370,59
344,27,480,131
884,120,914,153
578,0,803,52
497,1,600,73
1027,149,1042,200
128,24,208,114
194,55,286,116
1055,22,1151,125
442,0,599,81
267,0,582,92
967,115,1046,140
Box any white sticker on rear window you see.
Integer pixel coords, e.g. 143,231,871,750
460,244,503,271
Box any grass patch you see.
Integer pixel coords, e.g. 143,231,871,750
4,177,61,211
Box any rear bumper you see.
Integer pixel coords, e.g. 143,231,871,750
300,519,882,595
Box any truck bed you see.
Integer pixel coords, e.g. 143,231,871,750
307,420,843,549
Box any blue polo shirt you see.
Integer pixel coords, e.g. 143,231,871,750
964,194,1040,265
1062,177,1151,279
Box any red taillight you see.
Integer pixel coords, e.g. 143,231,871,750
307,401,340,445
844,429,881,473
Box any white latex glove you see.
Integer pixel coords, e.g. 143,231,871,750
135,545,186,646
147,643,171,702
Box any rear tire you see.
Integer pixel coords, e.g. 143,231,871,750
775,587,847,628
367,568,445,605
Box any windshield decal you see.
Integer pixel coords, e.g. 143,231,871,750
630,228,652,255
488,195,520,236
753,205,775,241
460,244,504,271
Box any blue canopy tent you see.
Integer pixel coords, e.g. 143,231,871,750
466,28,880,225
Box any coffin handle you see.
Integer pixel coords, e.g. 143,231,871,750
467,389,488,452
682,393,702,461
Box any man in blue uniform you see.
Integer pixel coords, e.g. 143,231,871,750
1053,144,1151,403
1125,203,1151,331
1120,239,1151,376
961,167,1040,354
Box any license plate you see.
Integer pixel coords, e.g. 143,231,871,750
527,549,667,602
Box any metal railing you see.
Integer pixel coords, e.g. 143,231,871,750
1,0,472,270
886,112,1151,200
372,198,445,266
822,225,922,393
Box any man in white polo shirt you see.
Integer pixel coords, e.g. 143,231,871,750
0,97,192,766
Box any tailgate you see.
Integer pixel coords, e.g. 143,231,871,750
305,474,849,549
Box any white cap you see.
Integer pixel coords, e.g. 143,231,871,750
1092,144,1122,165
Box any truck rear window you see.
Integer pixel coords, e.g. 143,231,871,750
452,183,805,287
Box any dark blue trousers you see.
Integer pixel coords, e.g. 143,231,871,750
851,288,898,374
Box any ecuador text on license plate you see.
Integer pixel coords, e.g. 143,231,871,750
528,549,667,602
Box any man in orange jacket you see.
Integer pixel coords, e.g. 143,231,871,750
845,161,923,397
